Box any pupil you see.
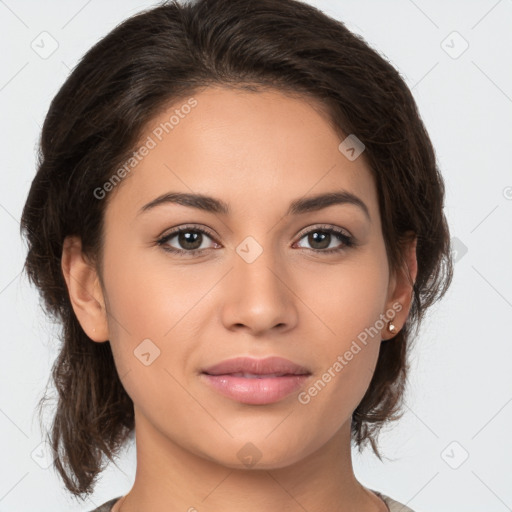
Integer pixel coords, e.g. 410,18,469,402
179,231,201,250
310,231,330,249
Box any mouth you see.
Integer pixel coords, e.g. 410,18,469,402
202,355,311,376
216,372,299,378
201,356,311,405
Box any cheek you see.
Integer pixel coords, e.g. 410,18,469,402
100,243,215,406
294,251,389,407
298,252,390,346
102,240,213,341
103,270,201,434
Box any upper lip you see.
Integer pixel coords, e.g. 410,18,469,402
202,356,311,376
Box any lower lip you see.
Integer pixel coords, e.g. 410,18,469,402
201,374,310,405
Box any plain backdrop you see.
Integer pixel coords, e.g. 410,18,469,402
1,0,511,510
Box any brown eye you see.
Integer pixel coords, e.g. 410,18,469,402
306,230,331,250
157,226,218,255
175,230,203,251
295,226,355,253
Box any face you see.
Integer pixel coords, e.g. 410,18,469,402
70,86,412,469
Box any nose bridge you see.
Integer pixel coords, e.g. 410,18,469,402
234,234,285,298
222,234,295,332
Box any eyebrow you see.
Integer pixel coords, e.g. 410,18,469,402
138,190,370,221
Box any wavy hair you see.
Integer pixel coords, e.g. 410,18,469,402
20,0,453,500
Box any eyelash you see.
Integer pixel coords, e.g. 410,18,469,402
156,224,355,257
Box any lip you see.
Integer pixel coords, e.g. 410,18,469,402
202,356,310,376
201,356,311,405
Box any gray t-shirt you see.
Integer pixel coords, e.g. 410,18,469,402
89,490,416,511
373,490,417,511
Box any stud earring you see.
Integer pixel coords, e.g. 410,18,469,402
387,321,397,334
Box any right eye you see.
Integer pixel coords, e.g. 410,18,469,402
156,225,221,256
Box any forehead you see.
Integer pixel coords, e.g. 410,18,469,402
105,85,379,224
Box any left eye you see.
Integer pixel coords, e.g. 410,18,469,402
294,226,354,253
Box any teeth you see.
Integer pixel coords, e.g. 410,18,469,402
230,372,284,378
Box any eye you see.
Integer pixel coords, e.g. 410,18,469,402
156,225,219,256
156,223,355,257
294,225,355,254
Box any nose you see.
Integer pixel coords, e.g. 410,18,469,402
220,244,298,336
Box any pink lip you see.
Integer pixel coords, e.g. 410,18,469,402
201,356,311,405
202,356,310,376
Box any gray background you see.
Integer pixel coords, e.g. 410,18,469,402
1,0,511,510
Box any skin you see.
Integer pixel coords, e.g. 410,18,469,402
61,86,417,512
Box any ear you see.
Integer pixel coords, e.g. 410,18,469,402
61,235,109,342
382,233,418,340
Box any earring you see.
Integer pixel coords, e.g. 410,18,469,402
387,321,397,334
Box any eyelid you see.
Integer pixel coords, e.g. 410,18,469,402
157,223,355,255
159,223,218,241
295,223,352,240
159,223,352,242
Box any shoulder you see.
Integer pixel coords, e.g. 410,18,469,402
372,490,418,512
88,496,122,512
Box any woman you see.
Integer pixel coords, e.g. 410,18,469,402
20,0,453,510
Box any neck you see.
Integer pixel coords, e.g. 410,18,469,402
113,410,386,512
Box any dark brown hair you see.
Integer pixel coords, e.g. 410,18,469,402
20,0,453,501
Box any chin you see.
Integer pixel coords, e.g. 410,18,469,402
198,437,313,471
